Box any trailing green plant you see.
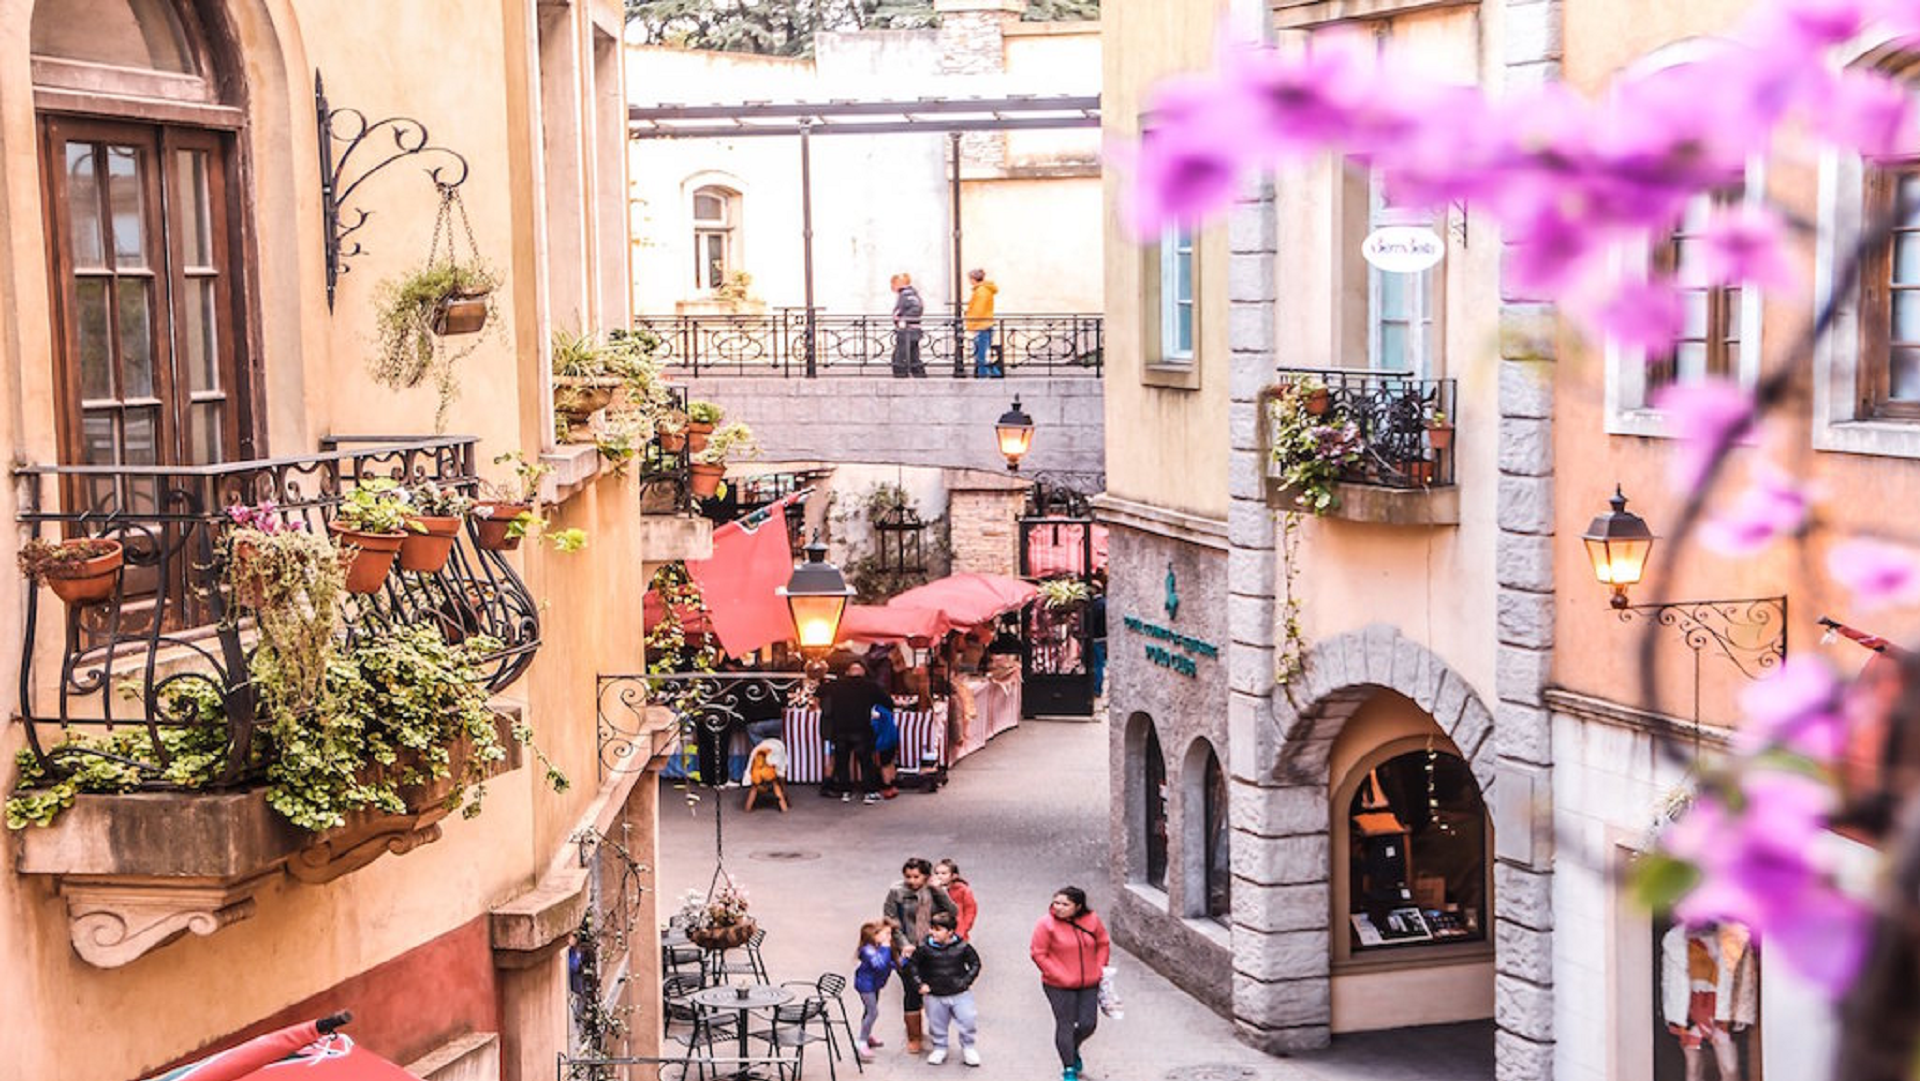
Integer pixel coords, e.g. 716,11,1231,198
226,510,350,703
369,260,499,433
831,483,951,603
686,400,725,426
1269,382,1364,515
645,562,721,674
551,326,612,380
1276,510,1307,685
1038,576,1091,610
17,537,120,581
691,421,759,466
334,477,414,535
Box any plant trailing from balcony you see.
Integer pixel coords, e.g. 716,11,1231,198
17,536,125,607
1269,382,1363,515
329,478,413,593
225,502,349,702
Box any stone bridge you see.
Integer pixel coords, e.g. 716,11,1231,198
674,375,1106,476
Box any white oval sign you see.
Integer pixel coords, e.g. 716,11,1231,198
1362,226,1446,273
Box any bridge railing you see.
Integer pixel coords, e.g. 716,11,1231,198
635,309,1103,378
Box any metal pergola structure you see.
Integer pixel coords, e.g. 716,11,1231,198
629,95,1102,376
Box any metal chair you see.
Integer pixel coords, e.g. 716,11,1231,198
663,973,739,1069
809,973,863,1074
753,992,838,1081
701,926,770,985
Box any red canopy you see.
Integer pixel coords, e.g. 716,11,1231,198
236,1036,421,1079
838,603,951,645
643,589,713,636
886,572,1038,629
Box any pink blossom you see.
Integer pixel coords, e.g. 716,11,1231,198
1806,68,1917,159
1594,279,1685,355
1689,204,1798,292
1652,379,1754,490
1736,656,1846,761
1701,463,1811,556
1827,537,1920,611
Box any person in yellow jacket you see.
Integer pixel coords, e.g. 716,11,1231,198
964,269,1001,378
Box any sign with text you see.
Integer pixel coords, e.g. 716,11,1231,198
1122,614,1219,680
1362,226,1445,273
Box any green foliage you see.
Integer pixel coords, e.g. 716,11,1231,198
1038,577,1091,610
692,421,759,465
646,563,722,674
1275,511,1306,685
229,526,349,702
833,483,949,603
370,260,498,433
1269,381,1363,515
408,478,474,518
334,478,414,535
686,400,726,425
1629,852,1702,914
489,450,552,506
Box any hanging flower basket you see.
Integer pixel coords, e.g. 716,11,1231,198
431,288,492,336
20,538,125,607
688,917,756,951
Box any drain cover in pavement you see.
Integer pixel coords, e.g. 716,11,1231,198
1164,1068,1260,1081
748,848,822,862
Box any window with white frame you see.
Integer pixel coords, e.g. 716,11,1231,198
691,185,737,292
1158,225,1195,363
1368,177,1442,376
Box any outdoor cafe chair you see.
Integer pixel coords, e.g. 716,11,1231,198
752,992,838,1081
802,973,862,1074
664,973,739,1059
702,925,771,986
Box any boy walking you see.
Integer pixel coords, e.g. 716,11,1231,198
901,910,983,1066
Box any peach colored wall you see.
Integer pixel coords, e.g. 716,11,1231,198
1100,0,1232,522
0,1,649,1077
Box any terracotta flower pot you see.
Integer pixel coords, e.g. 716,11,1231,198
553,379,619,442
1303,387,1331,416
686,420,715,455
399,515,462,573
473,503,532,552
328,522,405,594
43,539,125,606
690,462,726,499
659,429,687,453
1427,423,1455,451
431,289,491,336
1407,459,1436,487
689,917,756,951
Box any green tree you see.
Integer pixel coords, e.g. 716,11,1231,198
625,0,1096,58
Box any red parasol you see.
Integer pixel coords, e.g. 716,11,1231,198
838,603,951,644
144,1014,353,1081
886,572,1039,630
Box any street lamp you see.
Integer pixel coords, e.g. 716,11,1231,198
995,396,1035,471
778,537,852,664
1582,485,1655,609
1583,485,1786,681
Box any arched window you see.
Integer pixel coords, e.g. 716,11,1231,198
692,185,739,292
1202,748,1230,921
1144,722,1168,890
1339,741,1489,956
32,0,250,486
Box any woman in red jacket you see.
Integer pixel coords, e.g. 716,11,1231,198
1029,886,1110,1081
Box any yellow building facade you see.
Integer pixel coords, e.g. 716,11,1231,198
0,2,700,1078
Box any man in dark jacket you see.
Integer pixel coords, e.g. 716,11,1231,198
890,272,926,378
901,910,983,1066
818,661,890,802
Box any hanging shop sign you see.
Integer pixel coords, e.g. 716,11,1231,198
1362,226,1445,273
1122,614,1219,679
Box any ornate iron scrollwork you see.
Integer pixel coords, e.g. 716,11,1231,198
316,70,472,309
1617,596,1788,681
595,672,814,780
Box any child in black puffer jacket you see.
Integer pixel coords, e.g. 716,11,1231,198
900,911,983,1067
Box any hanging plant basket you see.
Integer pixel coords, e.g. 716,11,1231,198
399,515,463,573
553,378,620,443
688,917,756,951
472,503,532,552
432,288,492,336
328,523,405,594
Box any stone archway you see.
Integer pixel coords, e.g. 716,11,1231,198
1226,623,1506,1054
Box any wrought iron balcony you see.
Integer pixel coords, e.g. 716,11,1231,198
13,436,541,790
635,309,1104,377
1272,368,1458,489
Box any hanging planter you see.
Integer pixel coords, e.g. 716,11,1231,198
399,516,463,573
688,917,756,951
329,479,413,594
369,186,498,434
553,380,619,443
431,288,492,336
329,524,404,593
18,537,124,607
1427,412,1455,452
472,502,532,552
685,400,724,455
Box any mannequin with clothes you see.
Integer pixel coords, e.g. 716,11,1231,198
1661,922,1757,1081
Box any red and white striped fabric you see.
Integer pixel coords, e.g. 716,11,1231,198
780,708,947,784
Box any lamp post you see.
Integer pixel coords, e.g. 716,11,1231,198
996,396,1035,471
779,537,852,676
1583,485,1786,681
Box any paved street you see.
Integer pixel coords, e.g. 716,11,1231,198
656,715,1493,1081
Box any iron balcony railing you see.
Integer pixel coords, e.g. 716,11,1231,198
13,436,540,786
636,384,692,510
635,309,1104,377
1273,368,1458,490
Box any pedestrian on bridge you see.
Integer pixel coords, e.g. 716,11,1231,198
891,272,927,378
965,268,1000,378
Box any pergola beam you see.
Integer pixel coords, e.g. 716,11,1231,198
629,94,1101,139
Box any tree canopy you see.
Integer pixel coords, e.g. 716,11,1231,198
625,0,1099,58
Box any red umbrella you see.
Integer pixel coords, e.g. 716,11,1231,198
144,1014,353,1081
235,1035,421,1080
838,603,951,644
887,572,1039,629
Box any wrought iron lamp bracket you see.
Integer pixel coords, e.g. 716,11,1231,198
316,70,472,310
1615,596,1788,681
595,671,816,778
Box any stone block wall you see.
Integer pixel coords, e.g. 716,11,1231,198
935,0,1023,169
948,488,1025,576
675,376,1106,476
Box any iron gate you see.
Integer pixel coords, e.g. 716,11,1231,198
1019,515,1097,717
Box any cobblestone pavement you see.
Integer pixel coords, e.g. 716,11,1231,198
657,714,1494,1081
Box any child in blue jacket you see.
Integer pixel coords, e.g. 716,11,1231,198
854,919,894,1060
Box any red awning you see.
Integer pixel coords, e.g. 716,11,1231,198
886,572,1039,629
642,589,713,636
838,603,950,645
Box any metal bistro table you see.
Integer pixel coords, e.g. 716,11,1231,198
689,982,795,1078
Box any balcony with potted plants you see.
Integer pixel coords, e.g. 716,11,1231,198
5,437,567,967
549,327,712,565
1267,368,1460,526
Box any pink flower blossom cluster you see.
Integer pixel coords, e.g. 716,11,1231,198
225,499,303,535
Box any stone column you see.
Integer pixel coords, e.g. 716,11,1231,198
1493,1,1563,1078
935,0,1025,170
1223,178,1331,1052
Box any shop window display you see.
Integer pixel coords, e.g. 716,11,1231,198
1655,916,1761,1081
1344,747,1487,952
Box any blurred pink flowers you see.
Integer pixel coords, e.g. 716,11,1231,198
1701,463,1812,556
1653,379,1754,491
1827,537,1920,611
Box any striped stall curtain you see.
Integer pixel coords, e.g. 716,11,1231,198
780,708,948,784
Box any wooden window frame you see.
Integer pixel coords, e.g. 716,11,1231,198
1861,159,1920,421
1647,187,1745,395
